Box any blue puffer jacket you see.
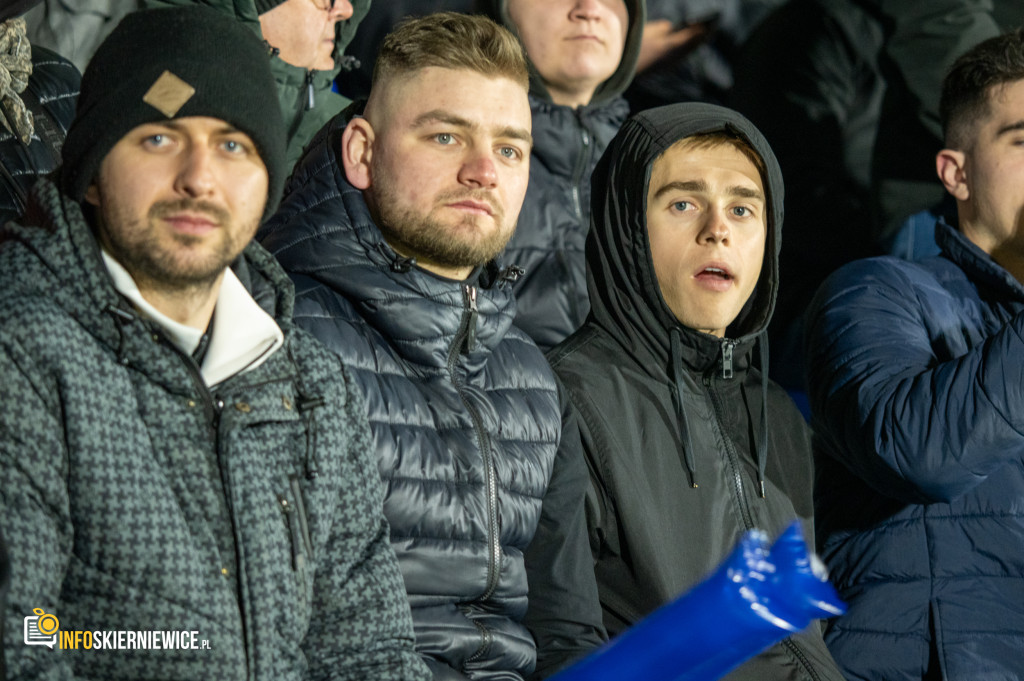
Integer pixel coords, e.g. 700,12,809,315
258,116,604,680
806,220,1024,680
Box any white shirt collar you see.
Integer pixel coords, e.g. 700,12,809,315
102,250,284,387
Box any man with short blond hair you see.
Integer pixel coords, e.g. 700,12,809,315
260,12,606,680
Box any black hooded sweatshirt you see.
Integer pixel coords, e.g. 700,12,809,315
548,104,845,681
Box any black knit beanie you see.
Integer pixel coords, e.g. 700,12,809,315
60,6,286,220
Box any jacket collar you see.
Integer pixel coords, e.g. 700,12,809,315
3,177,294,387
937,219,1024,303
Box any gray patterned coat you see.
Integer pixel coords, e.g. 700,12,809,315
0,178,430,681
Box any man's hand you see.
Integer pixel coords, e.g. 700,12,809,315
636,20,710,73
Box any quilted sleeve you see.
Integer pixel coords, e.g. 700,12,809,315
806,258,1024,503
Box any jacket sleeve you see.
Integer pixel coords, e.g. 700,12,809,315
806,258,1024,504
0,336,80,680
303,372,430,681
522,379,607,680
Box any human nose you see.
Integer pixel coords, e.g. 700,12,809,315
570,0,603,21
330,0,353,20
699,207,729,243
457,149,498,188
174,146,216,198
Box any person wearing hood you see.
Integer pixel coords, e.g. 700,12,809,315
476,0,644,351
143,0,370,170
547,103,845,680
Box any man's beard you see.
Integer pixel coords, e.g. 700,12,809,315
99,197,250,295
370,175,513,272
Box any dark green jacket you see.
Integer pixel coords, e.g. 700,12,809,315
0,178,429,681
142,0,371,169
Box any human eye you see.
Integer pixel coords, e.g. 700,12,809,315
220,137,254,156
498,145,523,161
731,205,750,217
671,200,693,212
141,133,170,149
434,132,455,145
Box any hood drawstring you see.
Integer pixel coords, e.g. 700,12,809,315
105,304,135,366
670,327,698,489
755,332,769,499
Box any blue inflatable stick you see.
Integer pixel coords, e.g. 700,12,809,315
549,521,845,681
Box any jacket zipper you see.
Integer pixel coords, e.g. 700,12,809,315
305,70,315,110
176,342,250,679
707,341,822,681
569,116,592,222
446,285,501,606
565,115,593,327
703,339,753,531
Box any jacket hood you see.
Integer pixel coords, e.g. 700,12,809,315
476,0,645,107
586,102,784,364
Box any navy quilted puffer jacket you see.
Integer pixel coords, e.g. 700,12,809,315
259,115,604,680
807,221,1024,680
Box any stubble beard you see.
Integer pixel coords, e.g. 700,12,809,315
98,197,253,297
370,172,514,272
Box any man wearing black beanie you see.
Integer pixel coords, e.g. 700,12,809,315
143,0,370,170
0,6,429,680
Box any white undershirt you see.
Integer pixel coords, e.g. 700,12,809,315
102,251,284,387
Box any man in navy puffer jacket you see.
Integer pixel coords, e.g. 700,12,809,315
259,13,605,681
806,27,1024,681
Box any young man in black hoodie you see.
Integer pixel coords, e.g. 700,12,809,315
548,102,845,680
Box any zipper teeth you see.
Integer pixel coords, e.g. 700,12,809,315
173,337,251,678
569,119,592,222
706,379,755,530
782,637,822,681
446,290,502,602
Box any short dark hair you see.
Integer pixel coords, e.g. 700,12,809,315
372,12,529,91
940,27,1024,149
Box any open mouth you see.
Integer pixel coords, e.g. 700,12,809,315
700,266,732,280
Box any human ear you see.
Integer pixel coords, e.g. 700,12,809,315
83,183,101,207
936,148,969,201
341,117,374,190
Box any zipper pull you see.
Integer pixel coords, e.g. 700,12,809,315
464,284,478,354
278,494,306,571
305,71,315,110
721,340,734,380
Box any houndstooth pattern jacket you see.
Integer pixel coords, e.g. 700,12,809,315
0,178,431,681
